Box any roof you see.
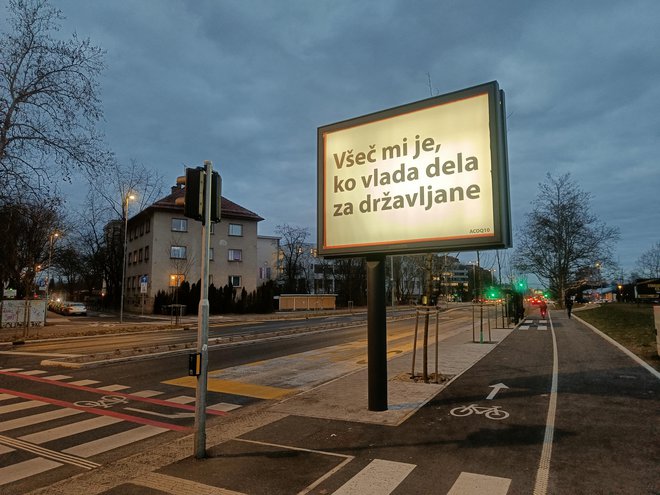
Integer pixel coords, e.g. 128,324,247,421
148,186,264,222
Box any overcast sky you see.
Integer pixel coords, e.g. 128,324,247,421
10,0,660,277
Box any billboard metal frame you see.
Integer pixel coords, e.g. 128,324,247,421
317,80,511,258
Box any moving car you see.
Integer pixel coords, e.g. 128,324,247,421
61,302,87,316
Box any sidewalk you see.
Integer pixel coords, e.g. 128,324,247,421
27,322,514,495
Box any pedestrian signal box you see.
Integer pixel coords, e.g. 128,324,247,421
188,352,202,376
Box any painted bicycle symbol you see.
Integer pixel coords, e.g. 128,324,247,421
74,395,128,409
450,404,509,420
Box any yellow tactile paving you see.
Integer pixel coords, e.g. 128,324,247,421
163,375,297,400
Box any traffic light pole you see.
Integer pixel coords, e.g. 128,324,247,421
194,160,213,459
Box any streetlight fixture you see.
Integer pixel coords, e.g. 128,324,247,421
120,192,136,324
44,231,59,325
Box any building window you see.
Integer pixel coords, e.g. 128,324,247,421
228,249,242,261
228,275,242,287
170,245,187,259
127,252,132,264
171,218,188,232
169,274,185,287
228,223,243,236
209,247,214,261
259,267,271,279
145,245,150,261
138,248,143,262
210,223,215,235
146,219,150,233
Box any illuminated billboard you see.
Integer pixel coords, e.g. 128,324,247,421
317,81,511,257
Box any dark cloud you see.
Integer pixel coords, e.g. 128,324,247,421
41,0,660,274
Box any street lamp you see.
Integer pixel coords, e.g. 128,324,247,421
44,232,59,325
120,193,136,323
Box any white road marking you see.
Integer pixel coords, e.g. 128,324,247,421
0,408,84,433
42,374,73,381
16,370,48,375
68,379,100,386
0,434,99,470
235,438,354,495
0,458,62,486
0,393,16,402
486,383,508,400
0,399,47,415
447,471,511,494
19,416,122,444
0,444,14,454
62,425,166,458
97,384,130,391
533,313,559,495
331,459,415,495
125,407,195,419
538,325,548,330
133,472,246,495
208,402,241,412
0,368,23,372
520,325,530,330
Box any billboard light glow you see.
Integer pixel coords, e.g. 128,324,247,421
317,81,511,257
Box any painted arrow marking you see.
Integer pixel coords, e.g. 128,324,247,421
486,383,508,400
125,407,195,419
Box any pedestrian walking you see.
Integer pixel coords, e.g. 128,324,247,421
565,294,573,319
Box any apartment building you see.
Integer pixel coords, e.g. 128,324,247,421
123,183,266,313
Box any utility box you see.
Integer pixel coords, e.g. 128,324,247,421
278,294,336,311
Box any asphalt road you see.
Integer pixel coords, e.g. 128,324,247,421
1,307,658,494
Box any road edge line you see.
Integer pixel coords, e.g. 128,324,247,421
533,312,558,495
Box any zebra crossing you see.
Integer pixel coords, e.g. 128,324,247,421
518,318,548,330
0,366,242,489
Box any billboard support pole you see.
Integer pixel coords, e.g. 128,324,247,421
367,254,388,411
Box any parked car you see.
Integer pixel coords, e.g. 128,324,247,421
61,302,87,316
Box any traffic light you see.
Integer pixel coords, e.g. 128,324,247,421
514,278,527,293
209,170,221,223
176,167,222,224
176,167,204,221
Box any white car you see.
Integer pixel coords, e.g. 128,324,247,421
62,302,87,316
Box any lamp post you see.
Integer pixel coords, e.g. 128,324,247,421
120,193,135,323
44,232,59,325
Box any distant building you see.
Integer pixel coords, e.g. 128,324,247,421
123,183,266,313
257,235,281,284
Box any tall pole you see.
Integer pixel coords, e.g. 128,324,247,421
44,232,57,326
194,160,213,458
367,254,387,411
119,193,134,323
120,196,128,324
391,256,395,308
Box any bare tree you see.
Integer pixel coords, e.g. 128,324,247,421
0,0,112,200
636,241,660,279
74,159,164,308
276,224,310,293
0,197,63,298
513,173,619,303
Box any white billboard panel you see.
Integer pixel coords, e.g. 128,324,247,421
318,81,510,257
